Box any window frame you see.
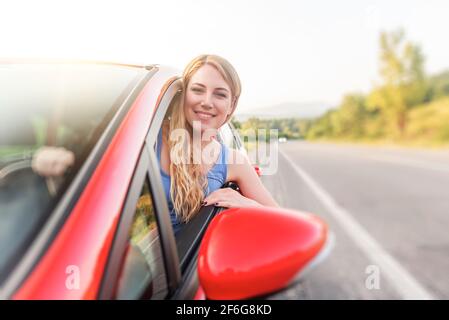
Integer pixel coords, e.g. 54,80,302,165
98,141,181,299
98,78,184,299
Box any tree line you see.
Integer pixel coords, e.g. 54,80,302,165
234,29,449,146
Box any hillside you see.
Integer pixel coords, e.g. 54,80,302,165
234,101,333,121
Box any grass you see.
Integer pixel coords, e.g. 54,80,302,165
306,97,449,150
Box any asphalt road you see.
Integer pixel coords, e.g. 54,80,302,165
260,141,449,300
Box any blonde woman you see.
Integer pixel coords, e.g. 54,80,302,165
156,54,278,233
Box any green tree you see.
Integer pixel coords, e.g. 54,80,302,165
367,29,427,136
333,94,367,138
428,70,449,100
306,110,335,139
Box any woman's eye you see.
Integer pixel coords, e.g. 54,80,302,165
191,87,203,93
216,93,227,98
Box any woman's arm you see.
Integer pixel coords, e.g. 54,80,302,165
203,149,279,208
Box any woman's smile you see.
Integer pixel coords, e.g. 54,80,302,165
194,110,217,120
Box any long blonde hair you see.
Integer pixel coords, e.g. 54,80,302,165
165,54,241,223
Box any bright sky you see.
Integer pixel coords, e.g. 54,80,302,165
1,0,448,113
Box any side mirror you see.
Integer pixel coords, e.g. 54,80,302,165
115,244,153,300
197,206,332,300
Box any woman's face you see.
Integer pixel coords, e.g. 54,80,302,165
184,64,234,134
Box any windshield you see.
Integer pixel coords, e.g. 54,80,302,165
0,63,144,283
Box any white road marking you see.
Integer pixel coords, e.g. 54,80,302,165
364,155,449,173
280,150,435,300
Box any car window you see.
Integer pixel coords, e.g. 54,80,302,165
115,178,168,300
0,63,144,285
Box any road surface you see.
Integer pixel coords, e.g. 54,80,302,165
260,141,449,299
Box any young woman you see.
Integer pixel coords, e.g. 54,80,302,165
156,54,278,233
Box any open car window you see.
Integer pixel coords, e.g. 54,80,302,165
148,84,225,274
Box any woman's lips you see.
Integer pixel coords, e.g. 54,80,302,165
194,111,216,120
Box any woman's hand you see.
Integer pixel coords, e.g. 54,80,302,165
202,187,262,209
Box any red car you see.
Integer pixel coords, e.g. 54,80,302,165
0,61,331,300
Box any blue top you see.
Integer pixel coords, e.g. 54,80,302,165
156,128,228,234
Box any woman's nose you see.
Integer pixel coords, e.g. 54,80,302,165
201,95,213,108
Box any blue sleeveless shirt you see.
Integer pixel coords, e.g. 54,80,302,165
155,128,228,234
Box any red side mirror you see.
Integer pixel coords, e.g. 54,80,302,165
197,206,329,300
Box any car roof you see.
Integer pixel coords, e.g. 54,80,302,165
0,58,149,68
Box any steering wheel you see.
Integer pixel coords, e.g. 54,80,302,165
0,159,59,196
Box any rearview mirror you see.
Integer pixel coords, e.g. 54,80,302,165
197,206,331,300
